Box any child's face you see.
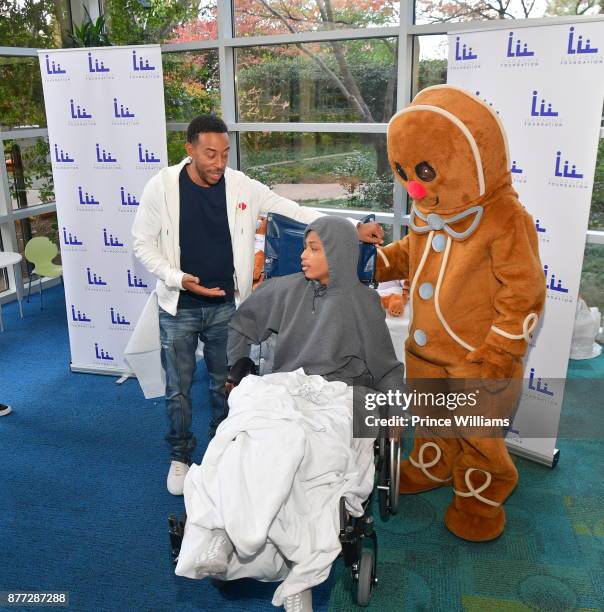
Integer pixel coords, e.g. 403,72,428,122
301,230,329,285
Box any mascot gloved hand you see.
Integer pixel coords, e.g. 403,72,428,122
376,85,546,542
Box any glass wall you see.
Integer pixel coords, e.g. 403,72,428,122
239,132,392,212
163,51,220,122
0,0,602,311
236,38,398,123
234,0,400,37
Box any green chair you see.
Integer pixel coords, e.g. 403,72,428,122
24,237,63,310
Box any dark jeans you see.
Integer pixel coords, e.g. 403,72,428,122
159,301,235,463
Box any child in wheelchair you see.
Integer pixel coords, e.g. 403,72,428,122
175,216,405,610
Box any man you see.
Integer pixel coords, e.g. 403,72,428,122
132,114,383,495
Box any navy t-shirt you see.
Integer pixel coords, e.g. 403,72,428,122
178,165,234,307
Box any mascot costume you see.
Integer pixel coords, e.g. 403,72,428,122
376,85,546,541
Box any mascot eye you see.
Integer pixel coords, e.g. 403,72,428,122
415,161,436,182
394,162,408,181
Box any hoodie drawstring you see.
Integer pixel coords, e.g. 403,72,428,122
311,282,327,314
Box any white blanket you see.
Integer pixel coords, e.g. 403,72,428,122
175,369,375,606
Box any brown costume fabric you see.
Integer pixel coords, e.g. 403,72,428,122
377,86,546,541
252,216,268,290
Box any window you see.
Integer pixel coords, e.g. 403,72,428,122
412,35,448,98
236,38,398,123
103,0,218,45
3,139,54,210
239,131,392,213
163,51,220,122
234,0,399,37
0,57,46,130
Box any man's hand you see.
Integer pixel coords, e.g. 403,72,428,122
357,221,384,245
182,273,226,297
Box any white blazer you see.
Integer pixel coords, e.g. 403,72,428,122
131,157,322,316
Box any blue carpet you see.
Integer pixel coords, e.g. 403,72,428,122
0,285,334,612
1,285,603,612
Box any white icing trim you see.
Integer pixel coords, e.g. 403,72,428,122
376,247,390,268
454,468,501,507
387,104,485,197
417,84,511,168
491,313,539,343
409,441,452,483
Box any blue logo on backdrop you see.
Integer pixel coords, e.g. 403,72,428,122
525,90,562,127
130,50,160,80
528,368,554,397
78,186,100,206
96,143,118,164
450,36,480,71
45,54,67,75
94,343,114,361
132,49,156,71
507,31,535,57
70,304,94,328
103,228,125,248
554,151,583,179
54,144,75,164
110,307,131,326
510,160,527,184
62,226,83,246
137,143,161,164
127,269,148,289
567,26,598,55
544,263,569,294
501,31,539,68
87,267,108,286
71,304,92,323
69,98,92,119
113,97,135,118
455,36,478,60
531,91,558,117
548,151,589,190
120,187,139,207
88,52,110,73
535,218,549,244
561,26,602,65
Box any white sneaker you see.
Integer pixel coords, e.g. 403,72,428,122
284,589,313,612
194,529,234,576
167,460,189,495
0,404,12,417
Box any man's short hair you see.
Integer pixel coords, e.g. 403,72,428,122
187,114,228,143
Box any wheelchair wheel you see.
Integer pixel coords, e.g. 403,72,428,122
389,438,401,515
356,549,376,607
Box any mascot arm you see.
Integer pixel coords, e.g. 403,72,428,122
375,235,410,282
481,212,545,360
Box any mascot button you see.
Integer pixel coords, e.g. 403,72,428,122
432,234,446,252
419,282,434,300
414,329,428,346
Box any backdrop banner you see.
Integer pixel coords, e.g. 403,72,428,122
447,20,604,465
38,45,167,375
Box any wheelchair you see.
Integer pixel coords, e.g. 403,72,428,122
169,213,401,607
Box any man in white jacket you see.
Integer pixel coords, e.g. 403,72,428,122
132,115,383,495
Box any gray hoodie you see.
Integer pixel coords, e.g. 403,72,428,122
227,216,404,392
